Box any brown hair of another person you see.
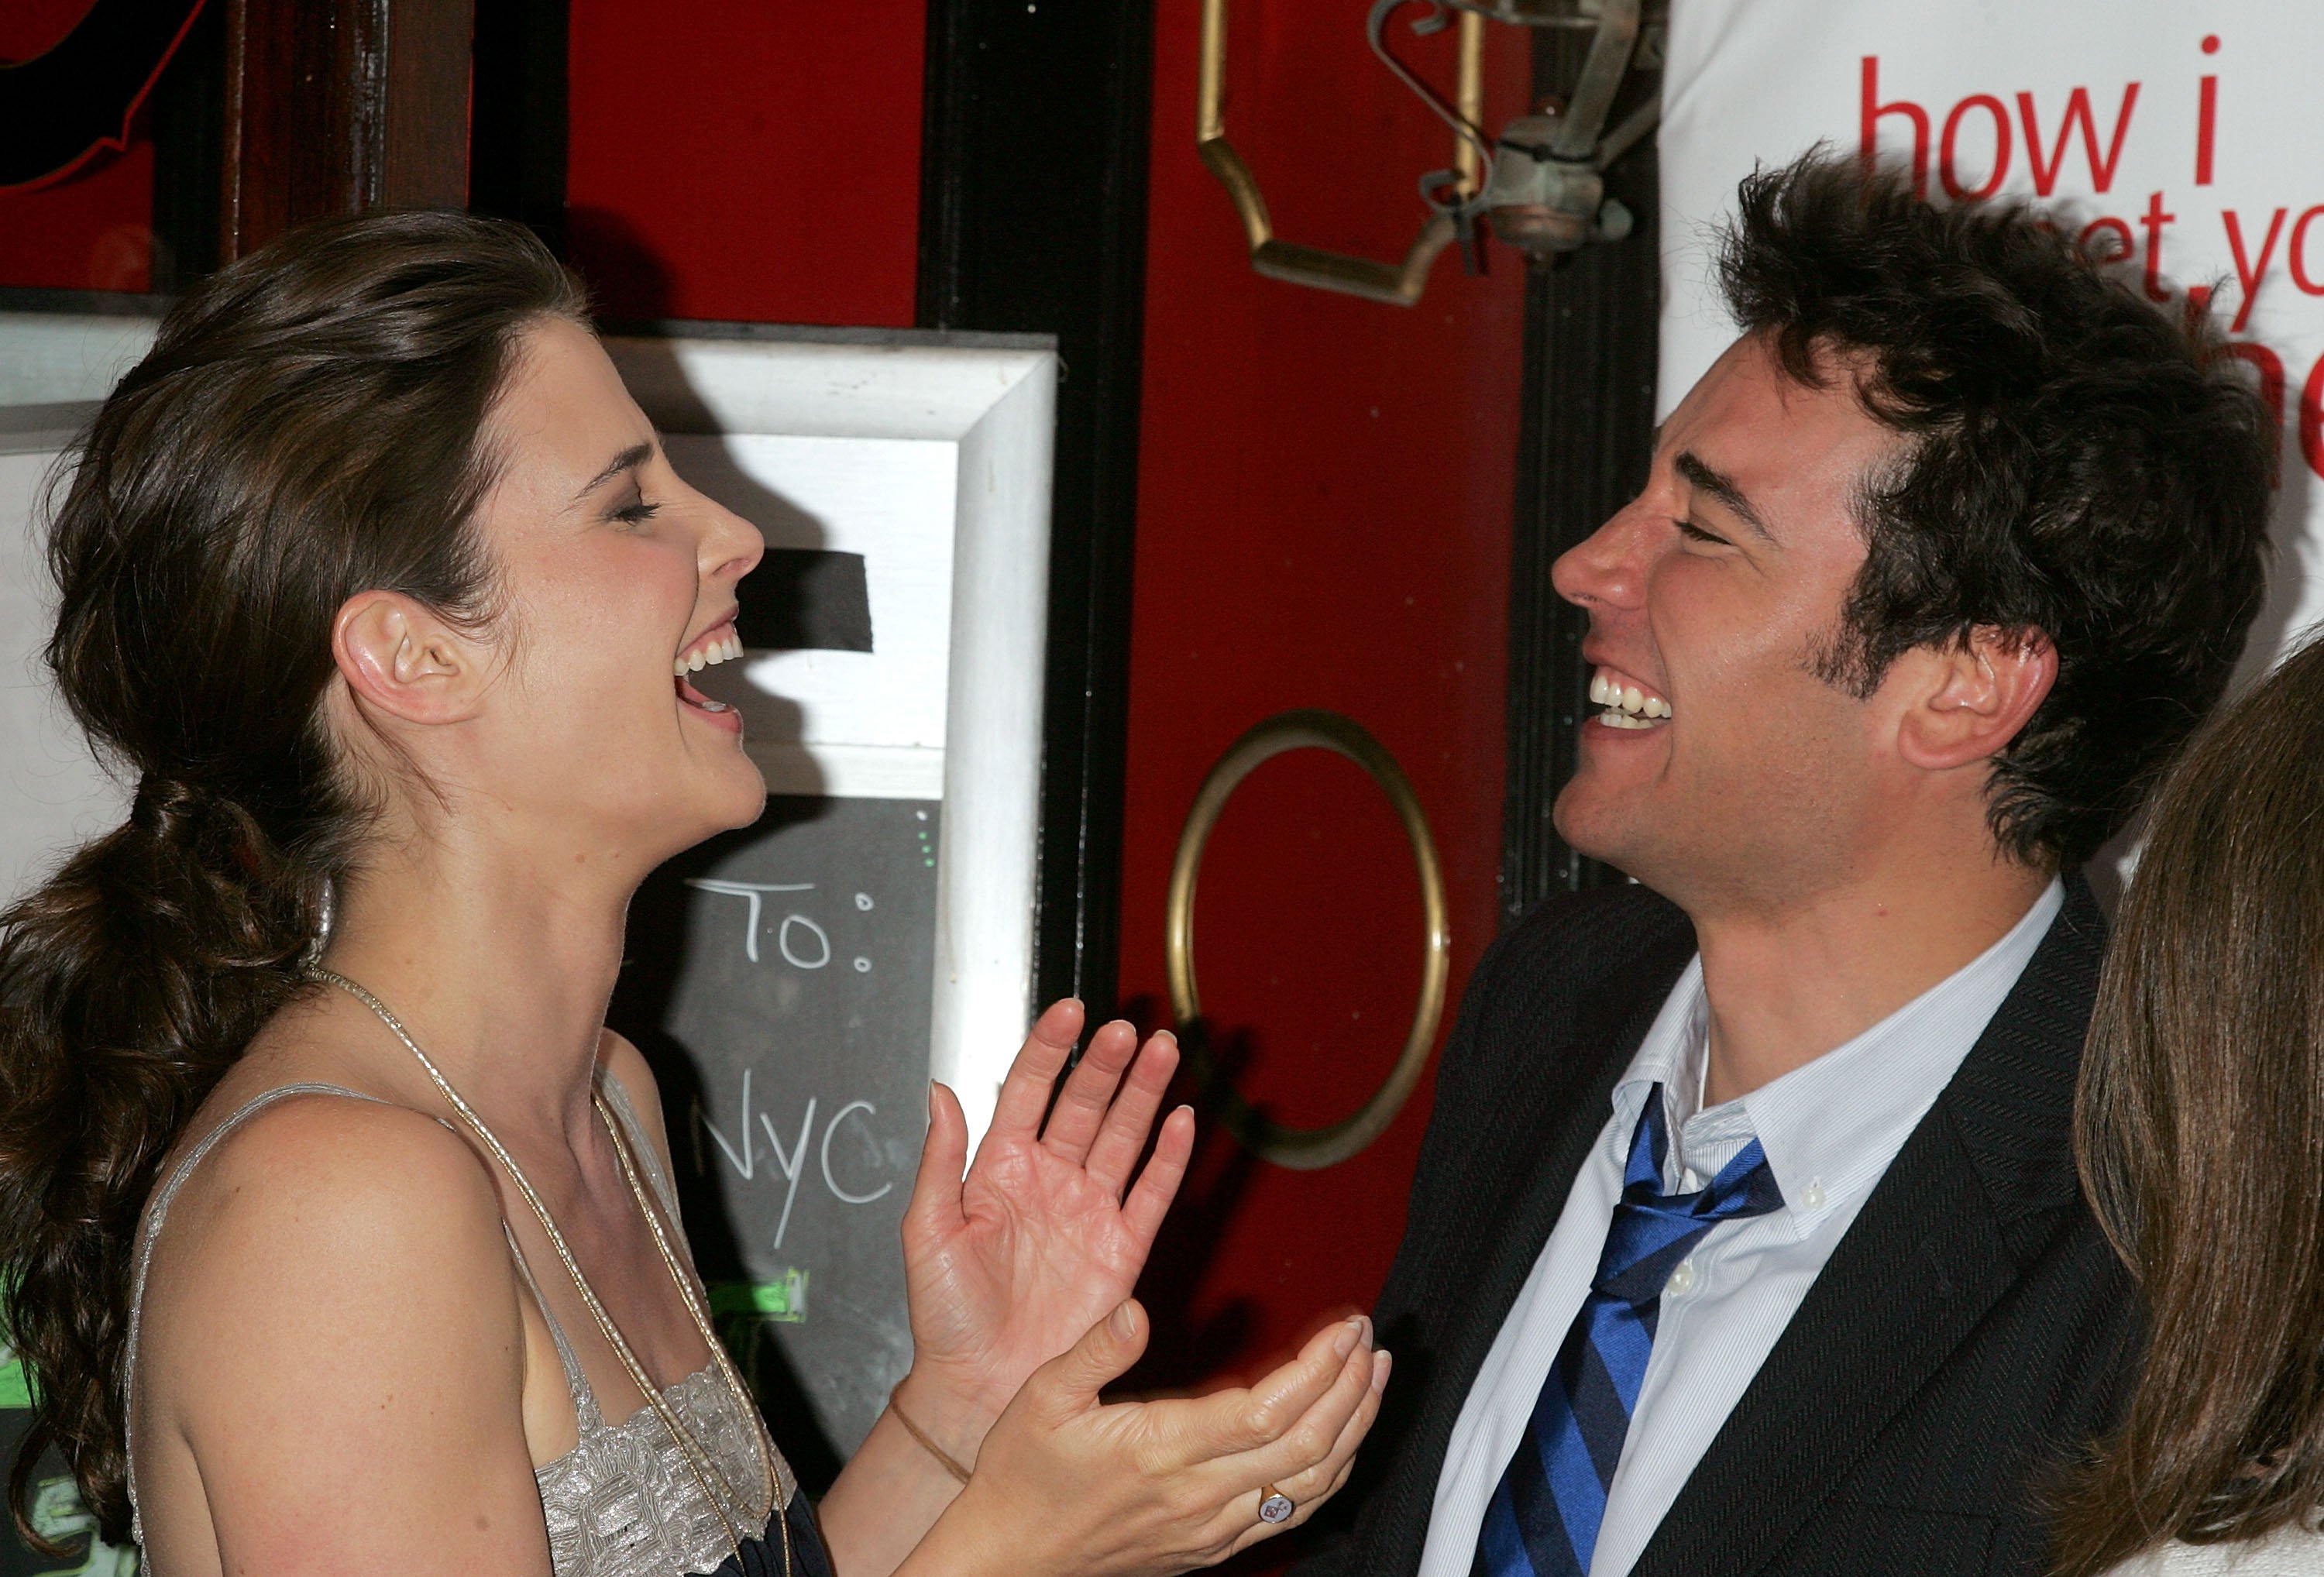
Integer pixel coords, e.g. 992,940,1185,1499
0,210,583,1551
2057,635,2324,1573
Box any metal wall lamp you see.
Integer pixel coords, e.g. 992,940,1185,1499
1197,0,1665,307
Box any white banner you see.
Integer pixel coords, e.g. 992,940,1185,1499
1660,0,2324,683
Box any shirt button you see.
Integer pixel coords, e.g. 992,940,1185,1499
1802,1181,1827,1211
1666,1259,1697,1295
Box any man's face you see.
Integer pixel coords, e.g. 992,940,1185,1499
1551,333,1906,911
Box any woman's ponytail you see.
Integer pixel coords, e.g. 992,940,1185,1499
0,782,321,1542
0,209,582,1548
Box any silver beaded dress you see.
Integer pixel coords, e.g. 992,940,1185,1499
124,1077,824,1577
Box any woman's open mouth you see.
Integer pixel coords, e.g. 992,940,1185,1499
675,620,744,723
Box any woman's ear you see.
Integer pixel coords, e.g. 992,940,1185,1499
1896,625,2058,773
332,591,486,725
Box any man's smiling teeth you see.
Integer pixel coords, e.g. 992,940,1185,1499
673,629,744,677
1589,667,1673,729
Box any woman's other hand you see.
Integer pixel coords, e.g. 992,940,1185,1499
909,1300,1391,1577
897,999,1195,1452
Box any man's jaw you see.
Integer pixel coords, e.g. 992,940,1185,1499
1588,665,1673,731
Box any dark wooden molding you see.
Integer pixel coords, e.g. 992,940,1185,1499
381,0,473,207
1500,31,1662,923
468,0,566,250
0,286,174,315
917,0,1156,1019
218,0,370,254
148,0,225,290
218,0,473,260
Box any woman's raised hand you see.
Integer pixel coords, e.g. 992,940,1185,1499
785,1002,1391,1577
908,1299,1390,1577
897,999,1195,1439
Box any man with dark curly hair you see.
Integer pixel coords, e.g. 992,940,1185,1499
1291,148,2275,1577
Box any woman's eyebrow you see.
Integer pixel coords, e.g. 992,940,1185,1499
571,441,654,502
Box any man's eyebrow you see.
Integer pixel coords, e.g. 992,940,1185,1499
1674,449,1776,543
572,440,655,502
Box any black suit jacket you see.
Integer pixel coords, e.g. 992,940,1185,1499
1292,878,2137,1577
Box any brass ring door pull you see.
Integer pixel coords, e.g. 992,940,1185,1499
1165,709,1451,1170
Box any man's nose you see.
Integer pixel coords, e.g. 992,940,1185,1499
1551,509,1650,613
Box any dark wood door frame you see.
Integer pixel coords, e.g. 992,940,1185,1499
1500,29,1663,922
916,0,1156,1019
218,0,474,261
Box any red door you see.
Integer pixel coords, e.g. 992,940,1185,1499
1115,11,1528,1568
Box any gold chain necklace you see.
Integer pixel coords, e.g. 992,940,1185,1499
311,969,792,1577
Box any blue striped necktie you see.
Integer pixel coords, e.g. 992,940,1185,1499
1471,1082,1784,1577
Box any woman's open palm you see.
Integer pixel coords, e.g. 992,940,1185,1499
901,1002,1195,1421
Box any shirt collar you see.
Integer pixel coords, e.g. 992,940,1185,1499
1611,878,2064,1236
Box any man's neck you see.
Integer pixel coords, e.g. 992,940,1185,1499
1691,859,2054,1108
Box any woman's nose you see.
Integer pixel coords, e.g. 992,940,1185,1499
703,501,765,587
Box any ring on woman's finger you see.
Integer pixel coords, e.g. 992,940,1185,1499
1257,1486,1295,1525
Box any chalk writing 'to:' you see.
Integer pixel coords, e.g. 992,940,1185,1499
779,914,831,970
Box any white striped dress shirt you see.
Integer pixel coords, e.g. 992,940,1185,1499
1415,879,2064,1577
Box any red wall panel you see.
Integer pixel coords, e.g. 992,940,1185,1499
565,0,924,325
1118,0,1529,1412
0,0,156,294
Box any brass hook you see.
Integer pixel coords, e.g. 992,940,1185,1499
1196,0,1484,306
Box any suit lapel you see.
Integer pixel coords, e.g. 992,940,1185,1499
1390,934,1696,1550
1349,892,1699,1575
1458,977,1674,1354
1631,879,2106,1577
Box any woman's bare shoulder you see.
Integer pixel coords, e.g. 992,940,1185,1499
598,1026,658,1093
168,1086,494,1227
139,1092,531,1453
137,1094,548,1572
597,1028,676,1166
149,1087,516,1318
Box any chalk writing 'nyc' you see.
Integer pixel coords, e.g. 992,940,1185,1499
686,879,831,967
697,1067,893,1249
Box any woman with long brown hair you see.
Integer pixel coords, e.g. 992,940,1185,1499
0,210,1384,1576
2057,633,2324,1575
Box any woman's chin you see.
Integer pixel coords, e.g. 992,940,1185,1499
690,754,771,837
712,766,770,832
576,759,770,871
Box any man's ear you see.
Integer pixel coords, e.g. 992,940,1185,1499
332,591,486,725
1896,625,2057,771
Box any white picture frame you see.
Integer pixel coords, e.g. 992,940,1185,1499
607,326,1057,1146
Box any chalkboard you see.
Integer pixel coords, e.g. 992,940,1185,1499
611,796,941,1484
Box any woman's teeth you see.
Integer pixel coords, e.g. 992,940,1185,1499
1589,667,1672,729
674,630,744,677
